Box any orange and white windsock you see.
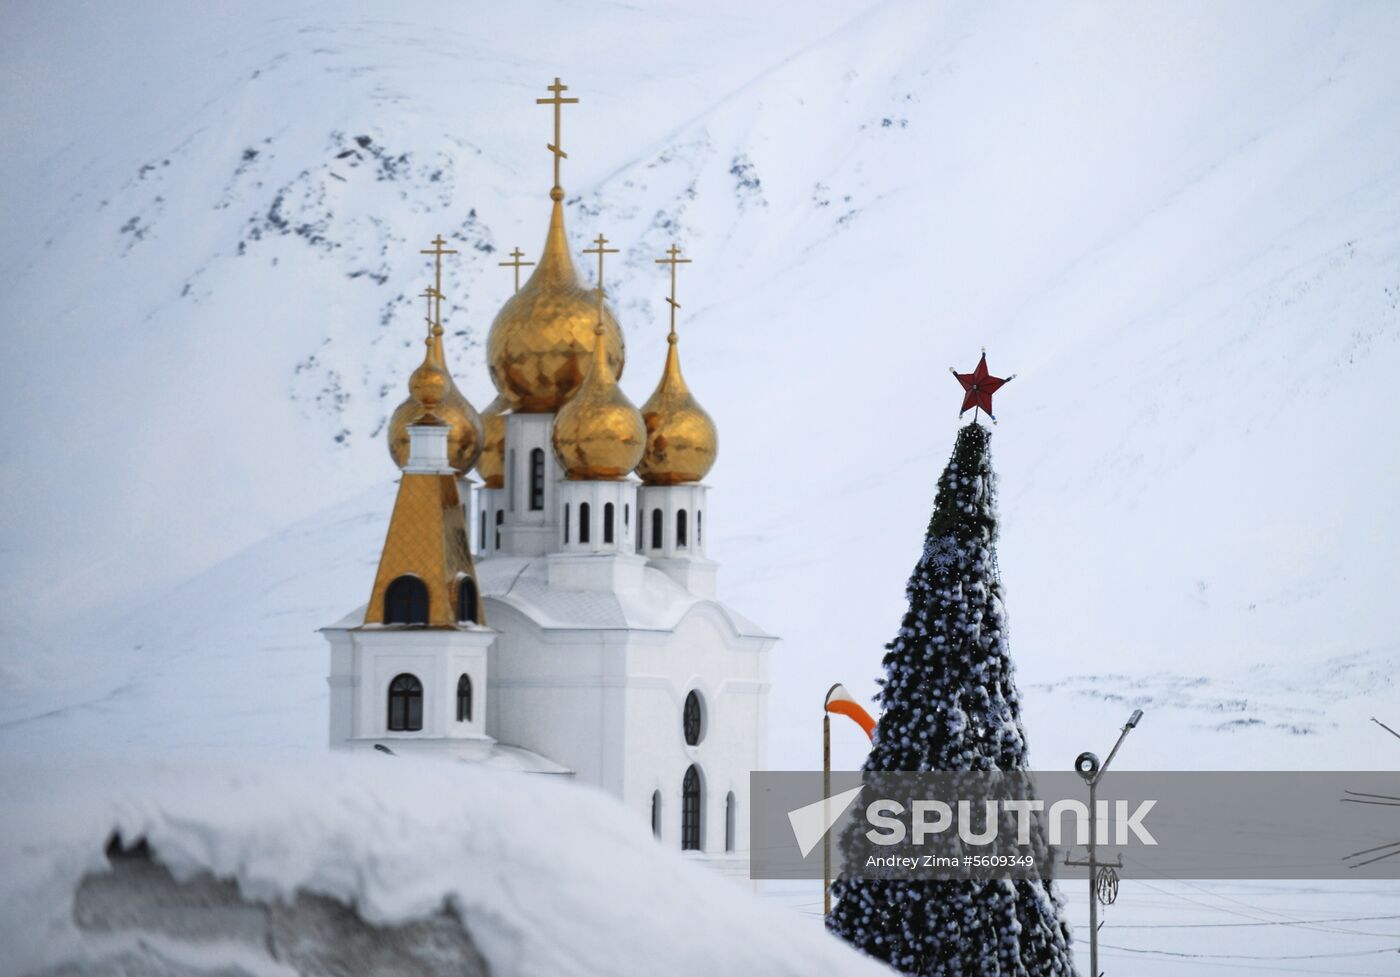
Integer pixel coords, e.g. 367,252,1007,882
825,684,876,740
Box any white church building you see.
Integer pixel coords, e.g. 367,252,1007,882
321,80,775,867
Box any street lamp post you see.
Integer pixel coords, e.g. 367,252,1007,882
1065,709,1143,977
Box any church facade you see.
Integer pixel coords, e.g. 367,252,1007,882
321,80,775,866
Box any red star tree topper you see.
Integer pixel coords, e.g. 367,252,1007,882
950,350,1015,423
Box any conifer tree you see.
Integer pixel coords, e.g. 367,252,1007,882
827,422,1076,977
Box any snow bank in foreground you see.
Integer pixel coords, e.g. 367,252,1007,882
0,754,889,977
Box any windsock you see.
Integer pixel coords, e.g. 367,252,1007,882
825,684,876,740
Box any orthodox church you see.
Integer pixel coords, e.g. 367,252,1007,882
321,79,775,866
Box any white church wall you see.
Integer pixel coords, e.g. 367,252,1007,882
499,414,559,557
620,605,770,853
322,628,495,752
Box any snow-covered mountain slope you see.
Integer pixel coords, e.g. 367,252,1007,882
0,753,893,977
2,2,1398,776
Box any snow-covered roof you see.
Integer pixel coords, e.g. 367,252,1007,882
475,556,773,638
0,754,887,977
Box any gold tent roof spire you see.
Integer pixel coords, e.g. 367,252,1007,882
551,232,645,480
637,243,718,485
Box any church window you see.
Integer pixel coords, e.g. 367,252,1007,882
683,690,703,745
456,674,473,722
682,765,702,851
387,673,423,731
725,791,737,852
651,790,662,839
624,503,630,528
604,502,615,543
457,576,478,624
651,509,663,549
696,510,702,546
563,503,570,544
529,448,545,511
579,502,591,544
383,575,428,625
495,509,503,550
509,450,517,511
479,510,487,551
676,509,688,548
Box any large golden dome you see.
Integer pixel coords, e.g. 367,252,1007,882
637,331,718,484
475,393,508,488
388,325,483,473
552,321,645,480
487,188,625,412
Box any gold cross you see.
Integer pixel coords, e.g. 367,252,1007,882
655,243,692,337
419,286,442,340
498,246,535,293
582,233,619,330
536,77,579,190
419,235,458,324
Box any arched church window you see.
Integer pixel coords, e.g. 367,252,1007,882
509,450,517,511
682,765,702,851
387,673,423,731
651,790,662,839
564,503,570,544
604,502,615,544
683,689,704,745
456,674,473,722
676,509,688,548
529,448,545,511
384,575,428,625
579,502,591,544
479,510,487,551
696,510,702,546
495,509,503,550
651,509,663,550
457,576,478,624
725,791,736,852
624,503,630,528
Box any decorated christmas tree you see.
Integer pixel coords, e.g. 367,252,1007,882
827,355,1076,976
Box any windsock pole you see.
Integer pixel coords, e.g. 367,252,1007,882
823,682,840,917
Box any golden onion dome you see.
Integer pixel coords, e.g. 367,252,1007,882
388,325,483,472
552,321,645,480
637,331,718,484
487,188,625,412
475,393,509,489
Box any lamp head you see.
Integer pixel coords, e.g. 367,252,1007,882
1126,709,1144,729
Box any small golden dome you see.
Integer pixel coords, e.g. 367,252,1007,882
637,332,718,484
552,322,645,480
476,393,509,489
388,326,483,473
487,192,625,412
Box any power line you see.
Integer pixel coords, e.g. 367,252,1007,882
1108,912,1400,930
1093,940,1400,962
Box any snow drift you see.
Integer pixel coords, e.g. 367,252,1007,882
0,753,891,977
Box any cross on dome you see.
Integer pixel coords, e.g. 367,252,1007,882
498,247,535,292
582,233,620,336
655,243,693,338
420,235,457,325
537,76,579,191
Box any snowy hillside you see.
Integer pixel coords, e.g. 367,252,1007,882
2,1,1400,972
3,0,1397,769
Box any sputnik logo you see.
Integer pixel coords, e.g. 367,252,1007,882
788,786,864,857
